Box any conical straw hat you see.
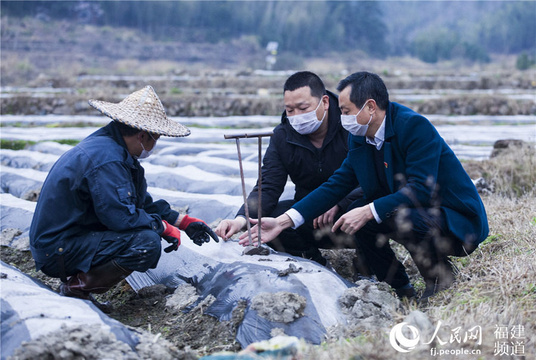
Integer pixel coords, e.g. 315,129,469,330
89,85,190,137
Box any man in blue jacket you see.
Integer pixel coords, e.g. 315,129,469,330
216,71,362,267
30,86,218,310
240,72,489,301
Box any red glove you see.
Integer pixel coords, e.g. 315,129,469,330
179,215,219,246
179,215,205,230
162,220,181,252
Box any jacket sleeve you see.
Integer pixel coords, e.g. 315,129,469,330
87,162,165,234
373,115,443,221
237,134,288,219
336,186,364,212
143,195,180,227
293,156,358,222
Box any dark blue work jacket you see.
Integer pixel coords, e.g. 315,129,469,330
29,121,179,273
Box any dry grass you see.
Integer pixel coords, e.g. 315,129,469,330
423,193,536,359
464,144,536,198
296,195,535,360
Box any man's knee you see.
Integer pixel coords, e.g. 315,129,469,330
139,230,162,258
115,230,162,272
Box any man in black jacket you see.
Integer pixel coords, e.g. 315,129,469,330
216,71,361,266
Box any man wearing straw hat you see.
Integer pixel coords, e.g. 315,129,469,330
216,71,363,268
29,86,218,310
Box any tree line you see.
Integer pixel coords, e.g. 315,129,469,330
1,1,534,65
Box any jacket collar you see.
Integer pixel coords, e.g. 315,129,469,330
103,121,137,166
384,102,396,140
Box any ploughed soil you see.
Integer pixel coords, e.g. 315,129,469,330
1,245,238,358
0,243,368,358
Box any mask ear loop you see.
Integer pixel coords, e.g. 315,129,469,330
139,134,148,153
366,113,373,125
366,100,375,125
137,131,150,155
317,95,328,122
354,100,368,125
148,132,158,143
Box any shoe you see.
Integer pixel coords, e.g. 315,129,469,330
418,279,454,304
395,283,417,299
60,282,113,313
418,273,455,305
59,260,131,313
351,255,375,282
417,257,456,304
354,274,377,282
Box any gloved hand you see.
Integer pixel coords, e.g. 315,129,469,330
179,215,219,246
162,220,181,252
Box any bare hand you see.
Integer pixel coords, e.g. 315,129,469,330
215,218,245,240
332,205,373,235
238,215,293,246
313,205,339,229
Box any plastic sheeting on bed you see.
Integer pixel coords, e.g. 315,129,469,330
0,261,140,360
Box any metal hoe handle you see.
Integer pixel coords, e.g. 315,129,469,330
224,131,274,140
225,131,273,246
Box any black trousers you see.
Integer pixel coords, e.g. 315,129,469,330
353,204,474,289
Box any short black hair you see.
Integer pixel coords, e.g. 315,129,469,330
113,121,142,137
283,71,326,99
337,71,389,110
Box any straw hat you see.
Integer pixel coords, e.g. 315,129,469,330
89,85,190,137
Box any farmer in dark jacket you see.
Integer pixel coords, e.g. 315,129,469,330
29,86,218,310
216,71,361,266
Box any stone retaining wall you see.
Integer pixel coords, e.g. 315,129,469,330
2,93,534,117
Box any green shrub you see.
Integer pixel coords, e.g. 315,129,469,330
0,139,35,150
516,52,535,70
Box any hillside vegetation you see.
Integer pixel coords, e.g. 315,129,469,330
2,1,535,65
2,16,535,119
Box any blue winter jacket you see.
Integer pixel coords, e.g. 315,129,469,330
29,121,179,272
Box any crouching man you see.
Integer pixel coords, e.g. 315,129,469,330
29,86,218,310
239,72,489,303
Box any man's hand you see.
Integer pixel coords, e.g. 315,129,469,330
162,220,181,252
238,214,294,246
179,215,219,246
313,205,339,229
332,205,374,235
215,217,246,240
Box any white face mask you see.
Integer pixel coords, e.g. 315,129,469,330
135,132,157,159
288,98,326,135
340,101,372,136
137,142,154,159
